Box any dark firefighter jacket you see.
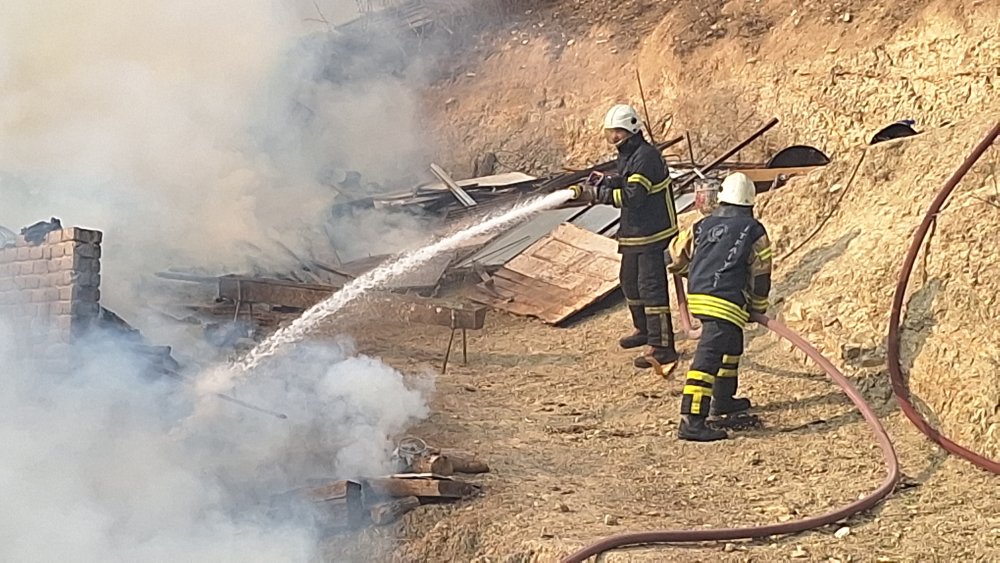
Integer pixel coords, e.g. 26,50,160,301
667,205,772,327
596,134,678,253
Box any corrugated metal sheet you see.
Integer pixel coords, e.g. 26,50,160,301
465,224,621,325
454,208,580,269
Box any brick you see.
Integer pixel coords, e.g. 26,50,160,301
74,243,101,259
0,264,9,277
54,256,74,271
0,279,14,292
49,301,72,316
0,248,16,262
42,288,59,302
75,257,98,272
28,246,44,260
62,228,102,244
16,247,30,260
80,287,99,302
32,261,47,274
72,301,100,318
15,235,28,248
53,315,73,332
24,276,40,289
18,262,33,275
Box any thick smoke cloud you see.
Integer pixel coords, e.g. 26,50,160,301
0,319,428,561
0,0,432,319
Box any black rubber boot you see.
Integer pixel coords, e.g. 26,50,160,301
710,377,752,416
619,330,648,349
633,346,679,369
678,414,728,442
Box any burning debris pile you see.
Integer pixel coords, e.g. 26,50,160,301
152,116,832,360
278,437,491,532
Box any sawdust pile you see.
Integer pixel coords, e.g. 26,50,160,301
758,113,1000,459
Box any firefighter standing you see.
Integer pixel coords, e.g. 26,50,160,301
572,104,680,369
667,172,772,442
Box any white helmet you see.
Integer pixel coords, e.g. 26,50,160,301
719,172,756,206
603,104,642,134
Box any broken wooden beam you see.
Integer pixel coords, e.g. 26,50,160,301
363,475,480,499
272,479,366,531
537,136,685,191
218,275,338,309
430,163,478,207
674,117,780,192
731,165,823,184
369,496,420,525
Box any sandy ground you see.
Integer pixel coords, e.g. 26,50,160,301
318,296,998,562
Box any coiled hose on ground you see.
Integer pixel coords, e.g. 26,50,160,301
561,310,900,563
886,121,1000,474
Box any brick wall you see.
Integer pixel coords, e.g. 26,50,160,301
0,227,103,343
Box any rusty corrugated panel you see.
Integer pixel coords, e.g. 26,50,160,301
465,223,621,325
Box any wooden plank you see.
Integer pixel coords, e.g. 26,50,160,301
272,479,365,530
474,223,622,324
363,477,480,499
430,163,477,207
218,276,336,309
734,165,824,183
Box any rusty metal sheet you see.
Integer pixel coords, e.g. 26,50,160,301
466,223,621,325
399,297,487,329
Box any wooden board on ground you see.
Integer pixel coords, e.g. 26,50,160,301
465,223,621,324
733,165,824,183
363,475,480,499
271,479,366,530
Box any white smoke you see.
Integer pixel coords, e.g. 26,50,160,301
0,319,429,561
0,0,432,321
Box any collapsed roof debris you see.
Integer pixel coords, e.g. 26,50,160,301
151,118,828,343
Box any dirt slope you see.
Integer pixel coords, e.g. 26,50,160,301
312,1,999,561
423,0,999,178
760,116,1000,460
320,115,999,562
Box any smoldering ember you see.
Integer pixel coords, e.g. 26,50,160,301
1,1,998,562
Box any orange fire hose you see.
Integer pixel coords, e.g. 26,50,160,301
562,306,899,562
563,125,998,561
886,121,1000,474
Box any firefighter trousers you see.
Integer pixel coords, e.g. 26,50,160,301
619,250,675,351
681,318,744,416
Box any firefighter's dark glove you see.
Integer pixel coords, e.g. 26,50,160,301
599,174,625,190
